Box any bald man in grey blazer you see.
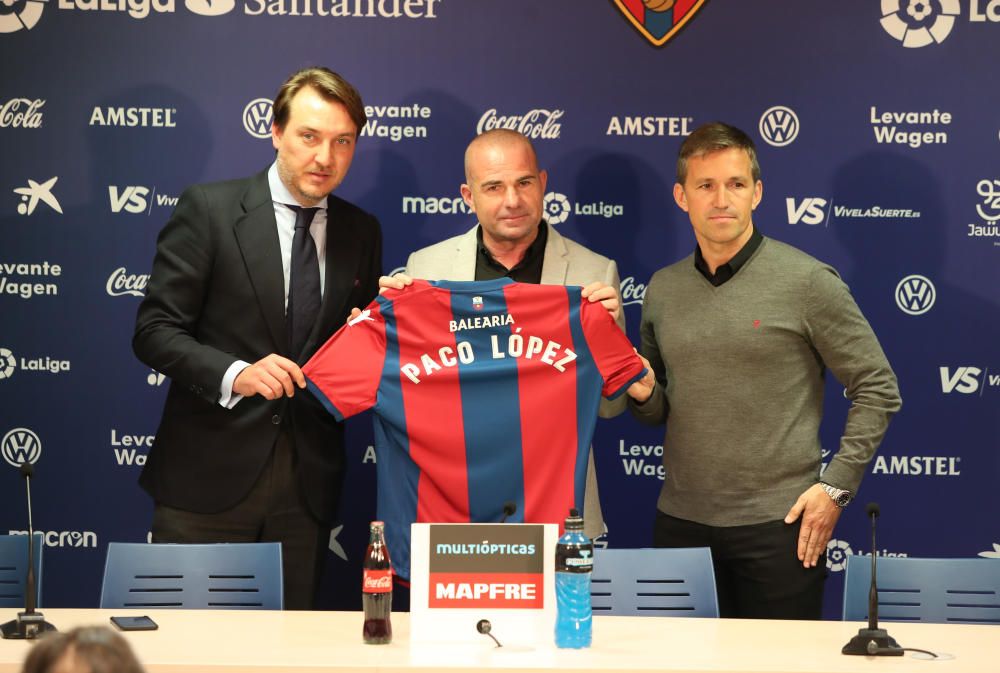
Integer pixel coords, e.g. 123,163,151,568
381,129,625,539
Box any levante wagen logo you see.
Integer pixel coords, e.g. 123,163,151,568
610,0,709,47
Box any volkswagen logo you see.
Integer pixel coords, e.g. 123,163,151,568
2,427,41,467
243,98,273,139
895,274,936,315
759,106,799,147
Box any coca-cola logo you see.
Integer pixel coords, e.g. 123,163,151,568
619,276,647,307
106,267,149,297
477,108,563,139
0,99,45,129
362,570,392,593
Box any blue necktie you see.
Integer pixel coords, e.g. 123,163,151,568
288,206,321,358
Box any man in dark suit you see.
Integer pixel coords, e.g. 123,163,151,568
133,67,382,609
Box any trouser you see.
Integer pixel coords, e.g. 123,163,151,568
152,431,327,610
653,511,826,619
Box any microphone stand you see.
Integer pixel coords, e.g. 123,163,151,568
842,503,901,656
2,465,57,640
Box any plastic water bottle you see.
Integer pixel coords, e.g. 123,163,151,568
554,508,593,649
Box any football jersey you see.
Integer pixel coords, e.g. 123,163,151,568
304,278,645,578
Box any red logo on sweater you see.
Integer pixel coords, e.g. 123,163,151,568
753,320,761,329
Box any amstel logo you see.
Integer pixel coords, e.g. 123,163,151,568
610,0,709,47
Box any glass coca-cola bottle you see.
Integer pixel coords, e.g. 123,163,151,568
362,520,392,644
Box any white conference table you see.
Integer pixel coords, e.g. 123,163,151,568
0,609,994,672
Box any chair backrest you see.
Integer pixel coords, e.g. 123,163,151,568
842,555,1000,624
591,547,718,617
0,534,43,608
100,542,283,610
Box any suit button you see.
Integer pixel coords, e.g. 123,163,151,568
271,414,281,425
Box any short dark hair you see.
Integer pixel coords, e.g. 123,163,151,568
676,121,761,184
272,67,367,133
21,625,147,673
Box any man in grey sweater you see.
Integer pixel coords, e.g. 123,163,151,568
626,122,901,619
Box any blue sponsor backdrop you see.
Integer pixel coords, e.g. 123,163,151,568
1,1,998,618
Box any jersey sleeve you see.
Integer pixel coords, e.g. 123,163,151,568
579,298,646,399
303,299,387,421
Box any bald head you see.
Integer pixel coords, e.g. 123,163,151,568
464,129,540,184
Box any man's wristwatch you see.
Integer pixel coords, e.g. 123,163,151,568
821,483,852,508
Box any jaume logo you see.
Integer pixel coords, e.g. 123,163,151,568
617,438,664,480
8,530,97,548
361,103,431,142
106,267,149,297
609,0,709,47
13,176,62,215
826,538,909,572
477,108,563,140
0,0,46,33
243,98,272,139
758,106,799,147
2,427,41,466
785,197,920,225
970,178,1000,244
895,274,935,315
543,192,624,225
880,0,959,47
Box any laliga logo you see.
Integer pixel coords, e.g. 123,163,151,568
880,0,959,48
826,538,853,572
243,98,273,139
895,274,936,315
0,347,15,380
2,427,41,467
0,0,45,33
543,192,571,225
759,106,799,147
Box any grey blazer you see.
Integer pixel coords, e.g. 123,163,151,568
404,223,627,540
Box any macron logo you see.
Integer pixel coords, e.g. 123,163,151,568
348,309,375,327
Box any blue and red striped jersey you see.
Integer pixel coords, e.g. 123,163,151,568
303,278,645,578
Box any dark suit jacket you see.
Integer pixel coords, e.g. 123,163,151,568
133,169,381,526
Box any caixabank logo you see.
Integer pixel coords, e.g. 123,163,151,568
880,0,1000,48
610,0,709,47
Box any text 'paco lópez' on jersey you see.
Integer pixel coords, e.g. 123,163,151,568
303,278,646,578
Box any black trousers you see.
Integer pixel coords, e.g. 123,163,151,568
151,431,327,610
653,511,826,619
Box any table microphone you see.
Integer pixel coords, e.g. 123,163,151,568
1,464,57,640
842,502,901,656
500,501,517,523
477,619,502,647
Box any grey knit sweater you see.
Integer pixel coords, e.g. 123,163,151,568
628,237,901,526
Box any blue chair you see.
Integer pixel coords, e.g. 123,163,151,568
0,535,43,609
100,542,283,610
842,555,1000,624
591,547,719,617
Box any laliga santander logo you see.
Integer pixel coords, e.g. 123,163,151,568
880,0,959,48
0,0,46,33
543,192,571,225
826,538,853,572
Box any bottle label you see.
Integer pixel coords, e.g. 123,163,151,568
565,557,593,568
363,570,393,593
